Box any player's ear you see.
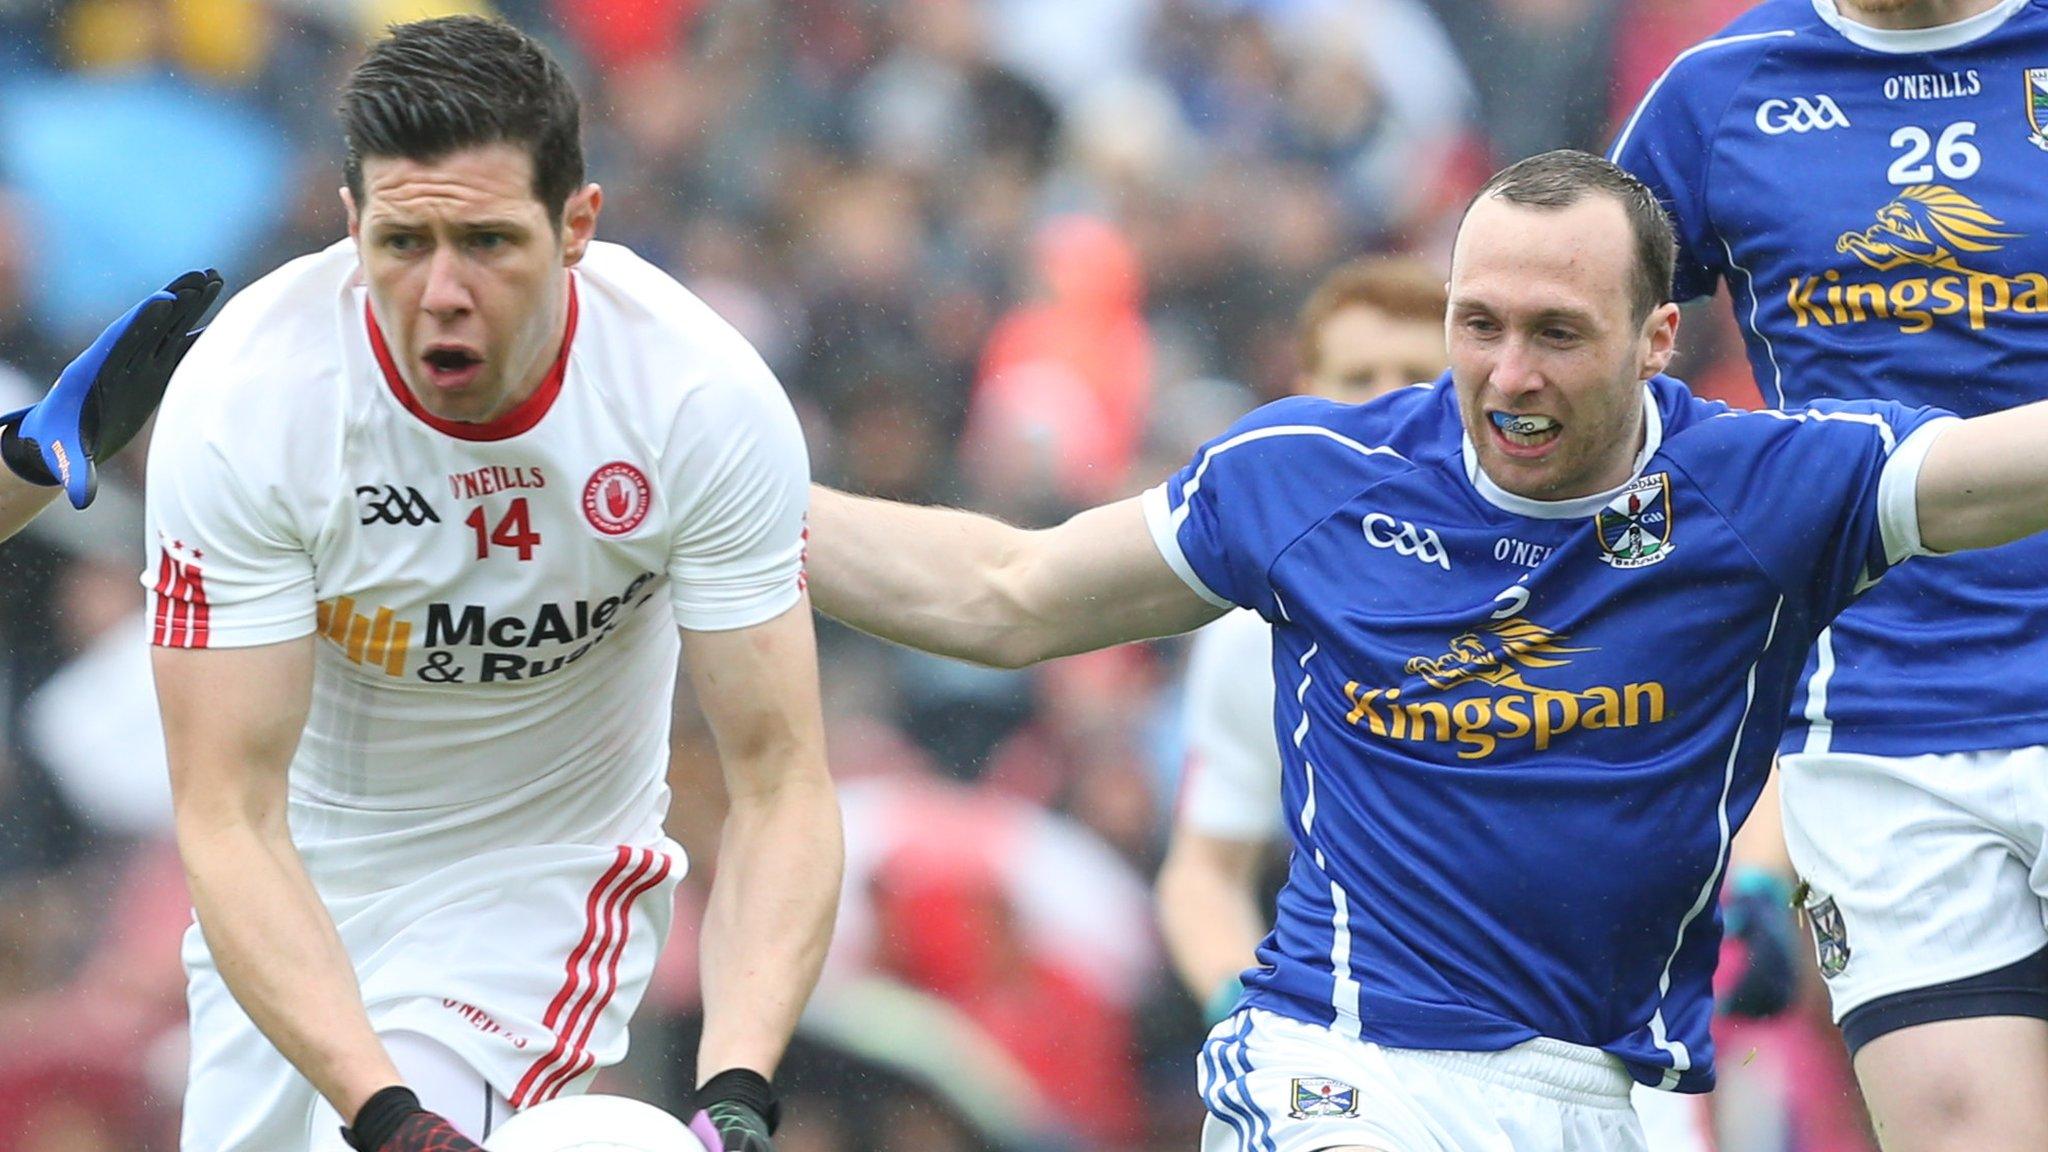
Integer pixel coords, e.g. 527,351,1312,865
342,186,360,242
560,183,601,268
1638,301,1680,379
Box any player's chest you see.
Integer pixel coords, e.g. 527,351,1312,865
1270,480,1773,763
307,426,671,668
1273,475,1769,672
1716,51,2048,276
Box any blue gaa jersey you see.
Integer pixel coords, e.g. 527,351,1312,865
1611,0,2048,756
1141,376,1951,1091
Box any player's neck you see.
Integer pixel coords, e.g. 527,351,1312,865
482,276,574,425
1836,0,2004,31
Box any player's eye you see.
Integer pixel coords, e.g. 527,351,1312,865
1542,327,1581,346
383,233,425,254
469,231,510,251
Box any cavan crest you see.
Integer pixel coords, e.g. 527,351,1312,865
1595,472,1673,570
1289,1077,1360,1119
1807,895,1851,980
2027,68,2048,150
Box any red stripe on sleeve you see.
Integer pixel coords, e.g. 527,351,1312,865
186,563,210,648
152,551,177,646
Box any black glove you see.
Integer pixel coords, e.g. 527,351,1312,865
0,268,222,508
341,1086,485,1152
689,1068,779,1152
1721,868,1799,1019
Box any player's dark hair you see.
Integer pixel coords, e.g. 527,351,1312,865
1297,256,1448,374
1471,150,1676,324
340,16,584,225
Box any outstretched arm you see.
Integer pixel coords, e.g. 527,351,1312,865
0,470,58,542
0,270,220,535
1915,402,2048,553
805,487,1225,668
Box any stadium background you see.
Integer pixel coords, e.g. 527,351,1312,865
0,0,1868,1148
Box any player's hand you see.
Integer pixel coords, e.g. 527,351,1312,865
0,268,223,509
341,1085,485,1152
1721,867,1799,1019
689,1068,779,1152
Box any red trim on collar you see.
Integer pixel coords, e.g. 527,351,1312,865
365,277,578,442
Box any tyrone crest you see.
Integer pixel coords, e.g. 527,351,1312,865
582,461,652,537
1594,473,1674,570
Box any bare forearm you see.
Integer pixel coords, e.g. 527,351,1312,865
1918,403,2048,552
806,485,1040,666
697,771,842,1079
179,819,400,1119
1156,841,1268,999
807,487,1222,667
0,470,58,543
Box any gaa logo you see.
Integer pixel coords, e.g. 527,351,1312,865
357,484,440,527
1362,512,1450,570
1754,95,1851,135
582,461,651,536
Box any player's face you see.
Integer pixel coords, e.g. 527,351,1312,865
1300,304,1445,405
346,144,600,425
1447,194,1677,501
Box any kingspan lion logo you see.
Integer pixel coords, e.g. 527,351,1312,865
1835,184,2019,275
1403,616,1590,693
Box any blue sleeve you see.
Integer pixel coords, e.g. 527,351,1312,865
1141,396,1401,620
1679,401,1956,620
1610,48,1738,302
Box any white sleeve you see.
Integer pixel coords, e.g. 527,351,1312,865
1877,415,1959,561
141,362,318,650
664,352,811,632
1177,611,1284,841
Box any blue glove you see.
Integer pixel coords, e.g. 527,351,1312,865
1721,867,1799,1019
1,269,223,508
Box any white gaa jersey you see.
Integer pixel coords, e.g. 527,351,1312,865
143,240,808,898
1179,608,1281,841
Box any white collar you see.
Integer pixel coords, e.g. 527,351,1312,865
1811,0,2027,53
1461,384,1664,520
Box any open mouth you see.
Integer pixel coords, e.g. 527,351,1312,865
421,346,484,389
1489,411,1562,452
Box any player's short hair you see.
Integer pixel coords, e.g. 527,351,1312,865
1470,150,1676,324
340,15,584,225
1297,257,1448,374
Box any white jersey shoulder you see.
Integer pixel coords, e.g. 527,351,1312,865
1178,608,1282,841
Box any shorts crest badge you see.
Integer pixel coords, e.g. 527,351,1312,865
1595,472,1674,570
1807,894,1851,979
1288,1077,1360,1119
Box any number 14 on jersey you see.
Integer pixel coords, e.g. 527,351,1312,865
466,498,542,561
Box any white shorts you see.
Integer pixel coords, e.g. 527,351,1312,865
1780,745,2048,1017
1197,1009,1648,1152
181,839,682,1152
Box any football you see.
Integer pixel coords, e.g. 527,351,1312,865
483,1094,708,1152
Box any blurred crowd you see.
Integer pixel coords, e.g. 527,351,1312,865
0,1,1846,1150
